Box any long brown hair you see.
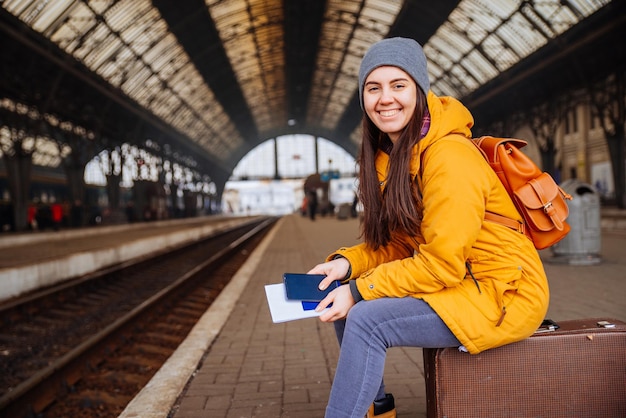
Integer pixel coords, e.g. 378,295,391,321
357,88,428,249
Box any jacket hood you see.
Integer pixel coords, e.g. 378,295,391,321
410,92,474,176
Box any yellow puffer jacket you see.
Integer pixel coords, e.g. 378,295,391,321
329,91,549,354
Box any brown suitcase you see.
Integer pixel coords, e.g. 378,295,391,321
423,318,626,418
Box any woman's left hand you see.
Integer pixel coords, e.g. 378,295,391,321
315,284,355,322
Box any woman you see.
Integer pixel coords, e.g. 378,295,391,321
307,37,549,418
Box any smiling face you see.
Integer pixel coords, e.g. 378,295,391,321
363,66,417,143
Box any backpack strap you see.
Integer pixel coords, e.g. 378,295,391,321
484,211,528,237
420,139,531,240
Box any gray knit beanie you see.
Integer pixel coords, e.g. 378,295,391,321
358,37,430,109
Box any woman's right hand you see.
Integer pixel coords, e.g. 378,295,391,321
315,284,355,322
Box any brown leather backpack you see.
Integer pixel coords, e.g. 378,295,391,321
472,136,572,250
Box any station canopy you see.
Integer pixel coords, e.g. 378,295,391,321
0,0,618,185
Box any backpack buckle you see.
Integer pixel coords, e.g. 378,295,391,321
543,201,553,213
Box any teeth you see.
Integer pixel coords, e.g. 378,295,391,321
380,110,399,117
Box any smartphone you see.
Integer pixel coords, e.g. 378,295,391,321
283,273,341,302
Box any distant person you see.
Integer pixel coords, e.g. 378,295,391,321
350,192,358,218
125,201,137,223
50,201,63,231
27,203,38,230
306,37,549,417
70,199,83,227
35,203,52,230
308,189,318,221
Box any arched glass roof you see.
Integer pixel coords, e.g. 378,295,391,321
3,0,244,161
0,0,614,171
425,0,612,98
305,0,403,131
207,0,287,133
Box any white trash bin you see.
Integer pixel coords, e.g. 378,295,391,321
551,179,601,265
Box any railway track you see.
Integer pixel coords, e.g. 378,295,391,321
0,216,276,418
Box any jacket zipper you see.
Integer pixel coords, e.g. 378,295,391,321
465,261,482,294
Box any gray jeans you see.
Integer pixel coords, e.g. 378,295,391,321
326,297,460,418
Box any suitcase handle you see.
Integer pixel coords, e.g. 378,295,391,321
534,318,560,333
